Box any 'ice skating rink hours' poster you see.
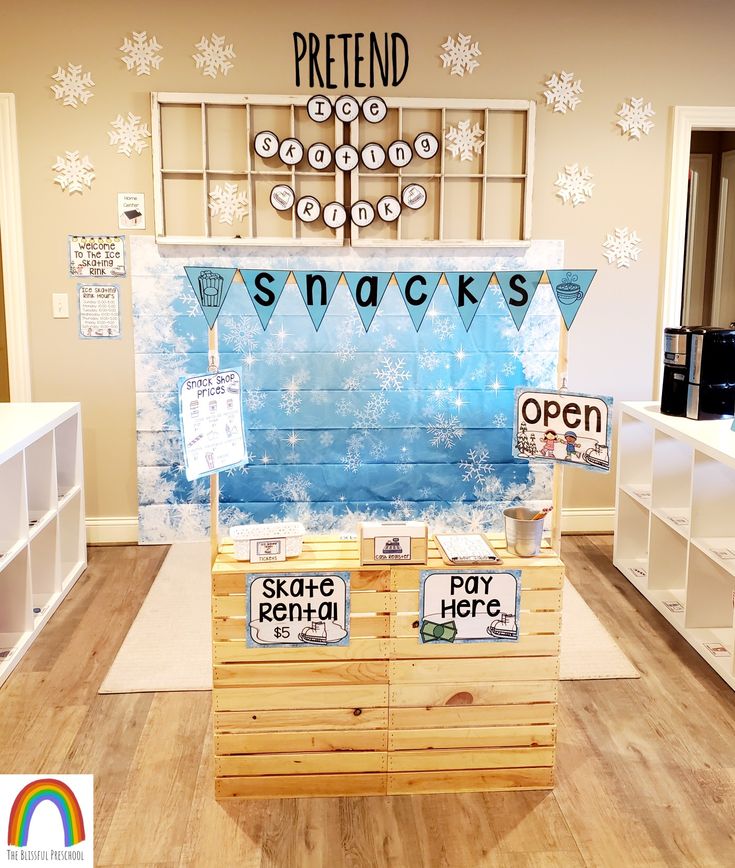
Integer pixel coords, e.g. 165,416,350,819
246,571,350,648
419,570,521,643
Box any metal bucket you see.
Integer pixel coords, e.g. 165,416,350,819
503,507,545,557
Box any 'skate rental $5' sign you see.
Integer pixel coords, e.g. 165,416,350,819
419,570,521,644
246,572,350,648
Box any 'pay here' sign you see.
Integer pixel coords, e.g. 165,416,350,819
419,570,521,644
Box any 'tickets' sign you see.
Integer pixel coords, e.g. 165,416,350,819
513,387,613,473
246,572,350,647
419,570,521,644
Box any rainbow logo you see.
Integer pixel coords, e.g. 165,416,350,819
7,778,85,847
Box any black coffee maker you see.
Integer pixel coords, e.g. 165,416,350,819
662,326,735,419
661,326,692,416
686,327,735,419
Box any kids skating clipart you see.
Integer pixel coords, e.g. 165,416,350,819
540,430,558,458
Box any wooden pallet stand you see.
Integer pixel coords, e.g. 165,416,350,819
212,535,563,799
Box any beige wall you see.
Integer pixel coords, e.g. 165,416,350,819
2,0,733,527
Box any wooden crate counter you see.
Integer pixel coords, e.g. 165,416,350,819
212,535,563,799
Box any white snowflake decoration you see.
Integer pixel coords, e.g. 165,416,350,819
445,120,485,162
544,71,583,114
617,97,655,140
460,447,491,483
440,33,481,77
280,377,302,415
108,113,151,157
208,183,249,225
602,227,642,268
52,151,95,194
120,31,163,76
193,33,235,78
433,317,456,343
492,412,508,427
245,390,266,412
555,164,594,207
225,317,259,353
50,63,94,108
374,356,411,391
428,414,465,449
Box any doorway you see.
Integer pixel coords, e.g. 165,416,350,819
0,238,9,400
658,106,735,392
0,93,31,402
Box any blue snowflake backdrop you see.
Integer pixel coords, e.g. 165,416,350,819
132,239,562,542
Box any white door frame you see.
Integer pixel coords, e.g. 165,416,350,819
711,149,735,325
658,106,735,396
0,93,31,401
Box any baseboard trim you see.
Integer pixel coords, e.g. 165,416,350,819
85,510,613,544
86,516,139,544
561,507,615,534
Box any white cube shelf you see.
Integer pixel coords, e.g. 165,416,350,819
0,403,86,686
614,401,735,690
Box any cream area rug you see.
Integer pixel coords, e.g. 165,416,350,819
99,542,638,694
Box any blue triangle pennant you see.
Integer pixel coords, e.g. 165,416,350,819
240,269,290,330
444,272,492,331
342,272,393,332
183,267,238,329
495,271,544,330
393,272,442,331
547,270,597,329
291,271,342,331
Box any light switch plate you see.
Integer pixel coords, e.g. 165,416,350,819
52,293,69,318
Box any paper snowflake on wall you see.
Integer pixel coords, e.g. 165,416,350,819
52,151,95,194
617,97,655,140
555,164,594,206
120,31,163,76
603,227,641,268
440,33,481,77
445,119,485,161
193,33,235,78
208,182,248,224
544,71,583,113
108,113,151,157
50,63,94,108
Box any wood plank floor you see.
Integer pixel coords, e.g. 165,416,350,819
0,537,733,867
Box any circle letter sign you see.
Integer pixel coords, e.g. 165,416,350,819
387,140,413,168
362,95,388,123
414,132,440,159
377,195,401,222
402,183,427,210
361,142,386,171
270,184,295,211
279,138,304,165
351,200,375,227
323,201,347,228
254,130,279,159
307,142,333,170
307,94,333,123
334,144,359,172
335,95,360,123
296,196,321,222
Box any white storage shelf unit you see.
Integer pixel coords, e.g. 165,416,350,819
0,403,86,687
614,401,735,689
